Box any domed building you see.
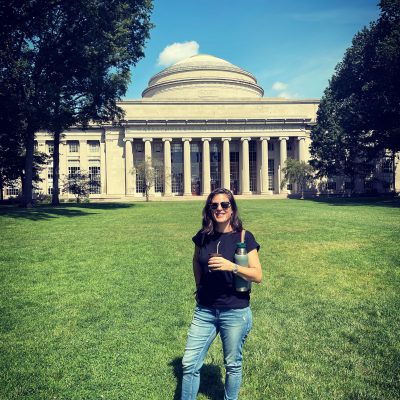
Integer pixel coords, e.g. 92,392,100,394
11,54,394,200
18,54,318,199
142,54,264,99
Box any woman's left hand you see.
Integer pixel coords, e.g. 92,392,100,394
208,256,234,272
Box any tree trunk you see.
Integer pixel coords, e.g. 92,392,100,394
0,172,3,202
21,128,35,208
52,131,61,206
391,151,397,194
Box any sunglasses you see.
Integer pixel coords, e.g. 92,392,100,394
209,202,231,210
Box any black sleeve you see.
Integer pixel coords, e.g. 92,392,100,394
245,230,260,252
192,230,204,247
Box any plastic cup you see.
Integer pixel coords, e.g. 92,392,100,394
208,253,222,269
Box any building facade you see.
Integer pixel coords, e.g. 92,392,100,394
4,54,399,199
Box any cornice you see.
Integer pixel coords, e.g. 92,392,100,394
142,77,264,98
148,65,257,87
122,118,312,126
118,98,320,105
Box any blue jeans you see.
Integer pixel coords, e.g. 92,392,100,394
181,305,253,400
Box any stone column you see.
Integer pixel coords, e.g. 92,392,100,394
80,140,88,172
100,139,106,194
163,138,172,196
202,138,211,195
183,138,192,196
297,137,306,162
241,137,251,195
222,138,231,189
260,137,270,194
279,137,289,194
143,138,154,196
124,139,135,195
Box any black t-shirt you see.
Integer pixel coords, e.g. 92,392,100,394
192,230,260,309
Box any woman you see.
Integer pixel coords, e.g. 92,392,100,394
181,188,262,400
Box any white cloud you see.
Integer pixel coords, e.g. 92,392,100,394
272,81,288,91
277,91,298,99
157,41,200,66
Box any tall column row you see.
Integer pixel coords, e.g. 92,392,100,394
123,136,307,196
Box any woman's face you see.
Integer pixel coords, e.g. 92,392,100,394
210,193,233,225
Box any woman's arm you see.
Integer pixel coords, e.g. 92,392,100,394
193,245,202,287
208,249,262,283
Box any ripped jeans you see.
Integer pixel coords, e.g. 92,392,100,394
181,305,253,400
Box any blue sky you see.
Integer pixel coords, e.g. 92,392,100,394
124,0,380,100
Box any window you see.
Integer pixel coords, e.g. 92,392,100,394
210,141,221,190
249,141,257,192
154,143,162,153
89,160,101,194
6,187,19,196
68,160,80,178
136,142,144,153
136,173,145,193
88,141,100,153
362,163,374,177
154,165,164,193
382,157,393,174
47,186,60,195
268,142,274,151
287,183,293,190
47,141,54,155
383,180,392,190
268,159,274,191
68,141,79,153
287,142,292,151
364,180,373,190
190,143,202,195
171,142,183,193
344,181,353,190
48,166,53,181
327,181,337,190
230,141,240,194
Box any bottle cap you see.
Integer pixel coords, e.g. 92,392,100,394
236,242,246,248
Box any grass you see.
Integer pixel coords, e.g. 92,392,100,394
0,198,399,400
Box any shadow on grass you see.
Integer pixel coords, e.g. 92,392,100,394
170,357,224,400
299,195,400,208
0,202,136,221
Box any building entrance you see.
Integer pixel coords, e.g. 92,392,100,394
191,143,202,195
230,141,240,194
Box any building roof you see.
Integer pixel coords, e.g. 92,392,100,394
142,54,264,100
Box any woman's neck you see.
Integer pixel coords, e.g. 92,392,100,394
215,222,233,233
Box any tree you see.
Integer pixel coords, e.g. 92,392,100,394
310,0,400,192
134,158,157,202
310,87,374,192
0,131,48,201
61,170,98,203
0,133,22,201
365,0,400,191
280,158,315,199
0,1,153,207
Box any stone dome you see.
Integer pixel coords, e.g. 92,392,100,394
142,54,264,99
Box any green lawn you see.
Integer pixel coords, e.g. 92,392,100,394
1,198,399,400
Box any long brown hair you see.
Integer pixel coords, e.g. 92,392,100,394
201,188,243,235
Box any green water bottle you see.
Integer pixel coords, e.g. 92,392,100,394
234,242,251,292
